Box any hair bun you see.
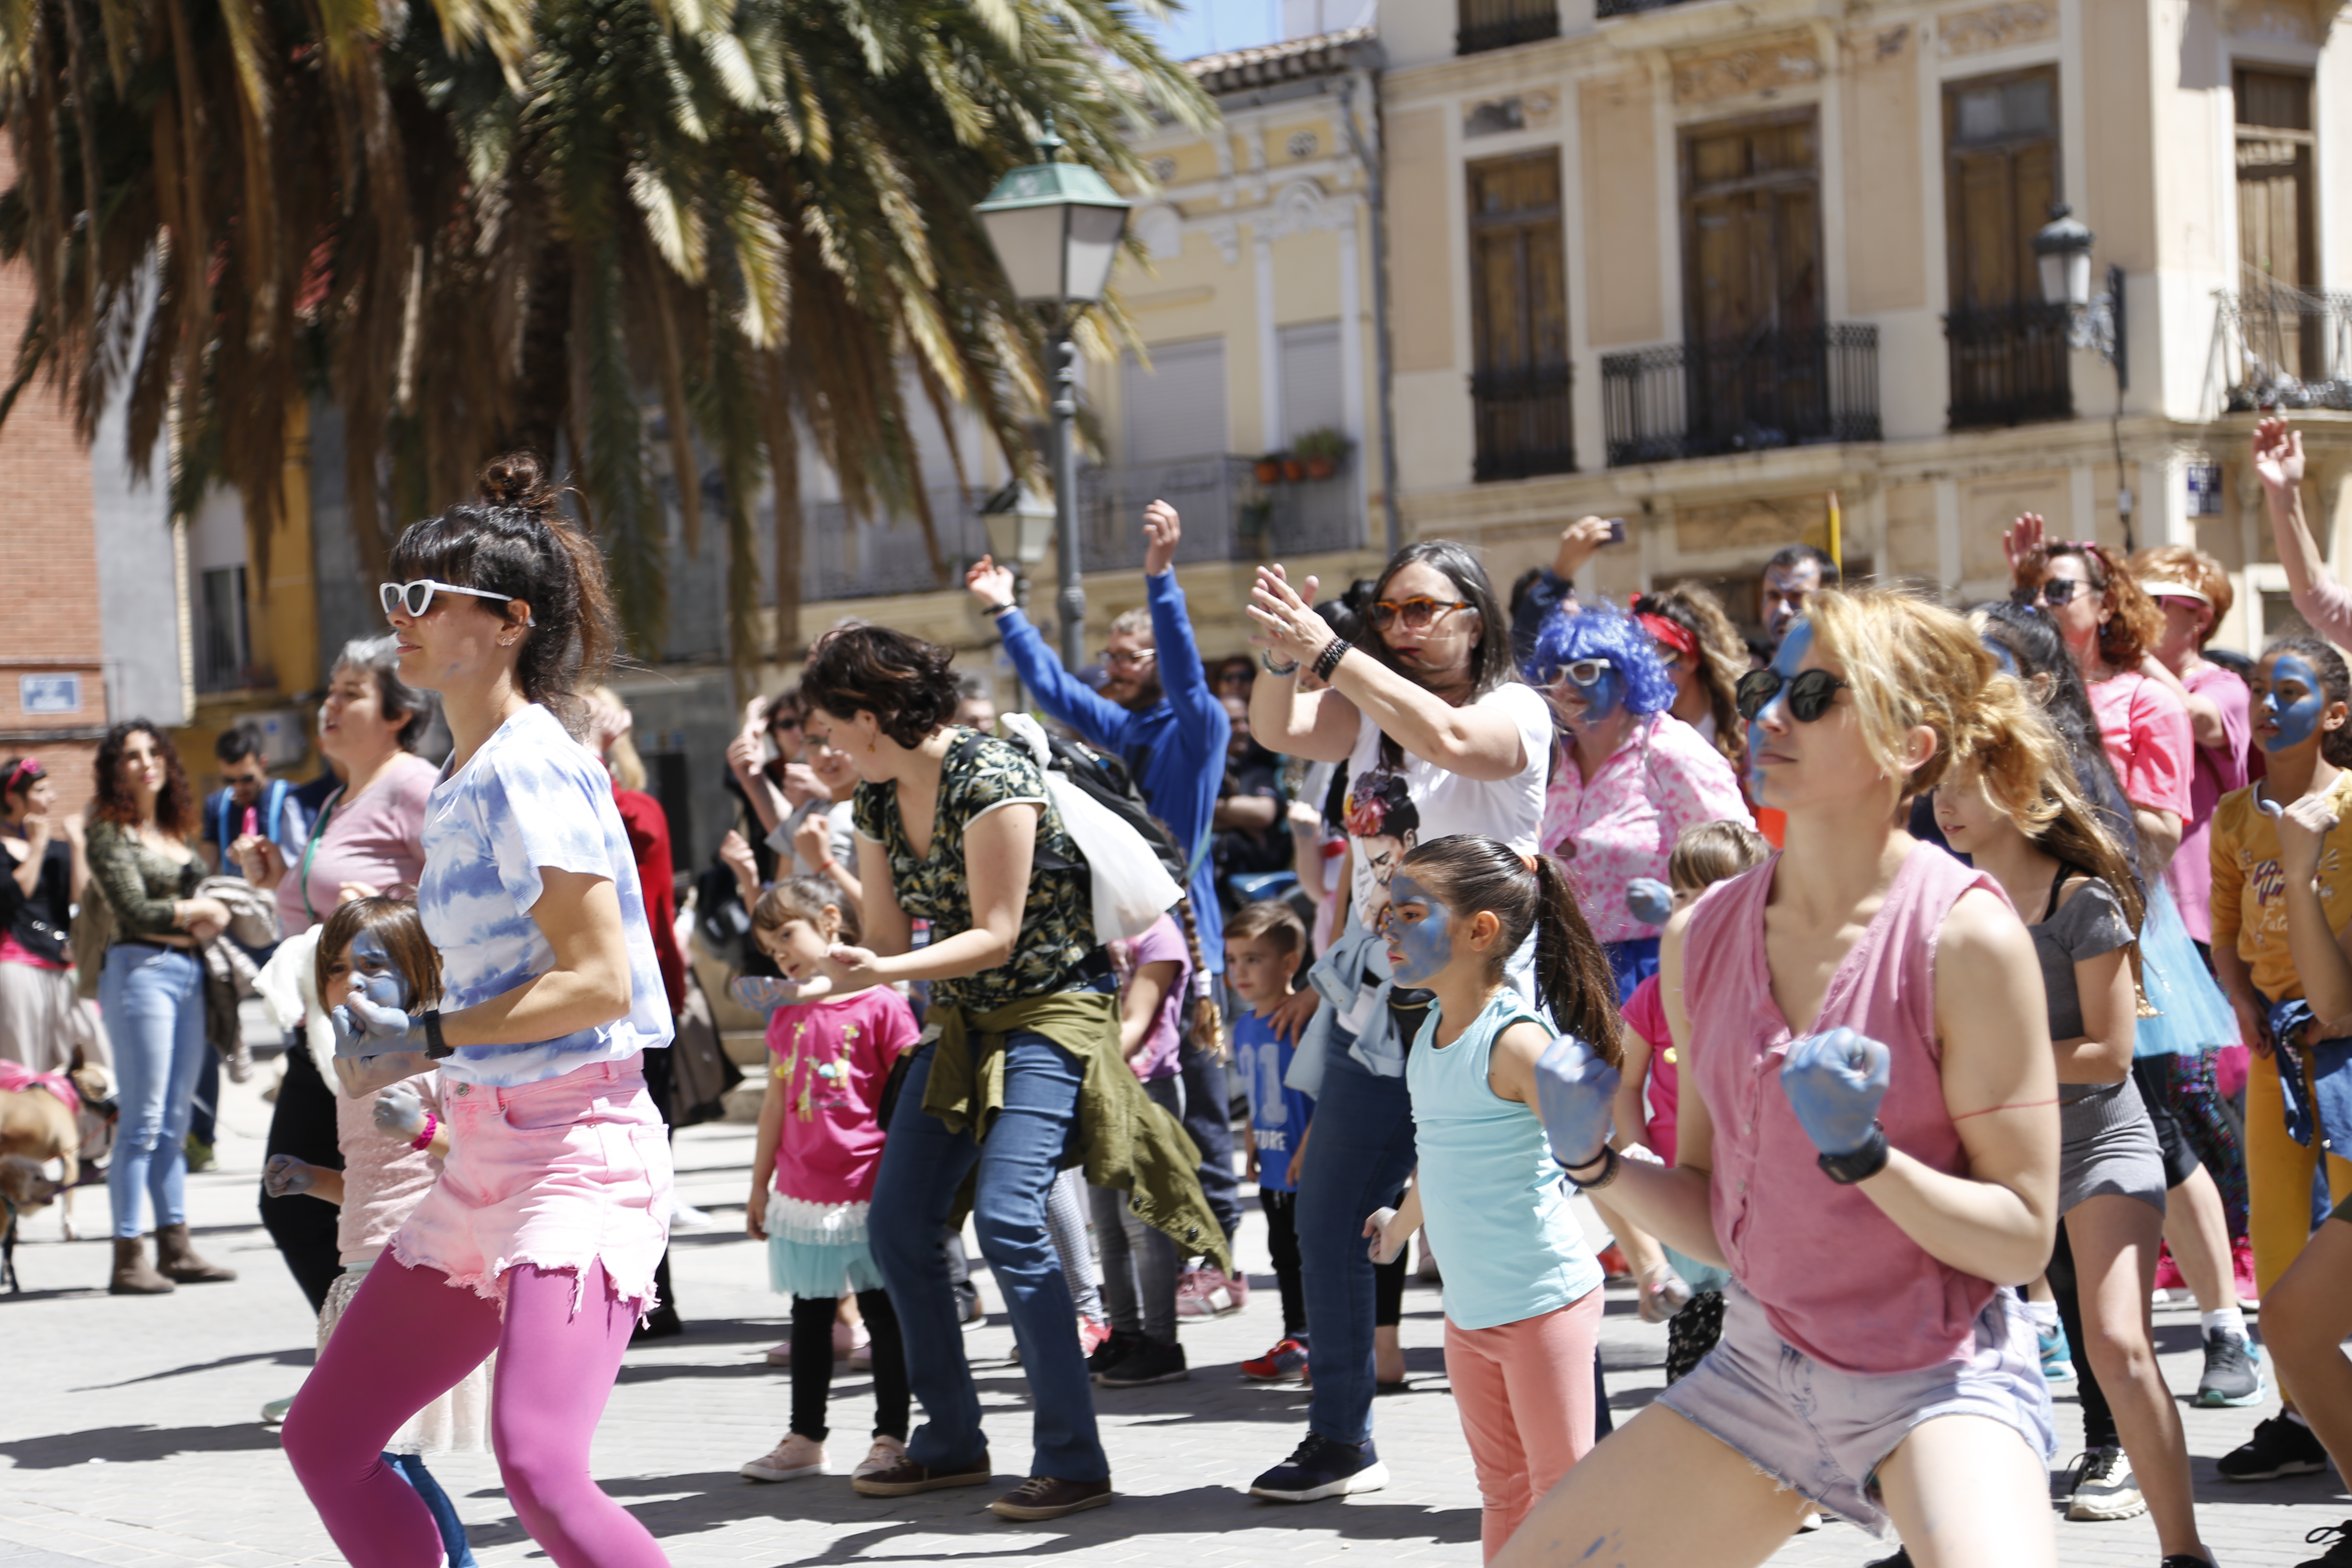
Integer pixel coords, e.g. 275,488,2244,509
479,451,548,510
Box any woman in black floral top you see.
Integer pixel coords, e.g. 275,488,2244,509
802,625,1123,1522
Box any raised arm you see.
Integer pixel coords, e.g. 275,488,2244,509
1142,503,1230,769
1250,565,1530,781
969,556,1136,753
2251,419,2352,643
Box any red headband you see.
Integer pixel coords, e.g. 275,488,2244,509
1636,611,1698,663
3,756,42,795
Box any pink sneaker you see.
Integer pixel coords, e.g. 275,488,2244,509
2153,1243,2187,1300
2233,1234,2260,1308
1176,1266,1249,1318
763,1339,793,1366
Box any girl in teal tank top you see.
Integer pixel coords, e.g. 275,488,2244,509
1363,834,1622,1560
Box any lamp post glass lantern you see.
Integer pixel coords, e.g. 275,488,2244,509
2033,202,2125,389
977,137,1133,671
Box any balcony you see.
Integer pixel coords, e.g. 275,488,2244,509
1945,303,2073,429
2214,285,2352,412
1457,0,1559,54
1595,0,1685,16
1473,365,1576,481
1600,325,1881,467
797,459,1362,602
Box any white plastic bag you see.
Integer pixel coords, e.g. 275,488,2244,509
1001,714,1182,944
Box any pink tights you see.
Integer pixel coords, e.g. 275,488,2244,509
282,1258,668,1568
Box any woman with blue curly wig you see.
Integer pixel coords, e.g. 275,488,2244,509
1529,605,1750,1002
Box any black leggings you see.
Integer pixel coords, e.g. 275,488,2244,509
1263,1188,1307,1338
2046,1217,2117,1450
791,1289,909,1443
260,1043,344,1314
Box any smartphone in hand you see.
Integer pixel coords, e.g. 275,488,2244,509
1602,518,1628,544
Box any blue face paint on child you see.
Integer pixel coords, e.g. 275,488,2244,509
2263,654,2328,753
349,928,412,1012
1749,619,1815,793
1381,870,1455,987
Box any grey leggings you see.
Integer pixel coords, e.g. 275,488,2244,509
1090,1072,1184,1344
1045,1167,1103,1325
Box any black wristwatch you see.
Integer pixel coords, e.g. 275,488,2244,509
1816,1123,1890,1184
421,1009,453,1060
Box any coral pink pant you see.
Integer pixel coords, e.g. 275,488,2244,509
1443,1287,1605,1560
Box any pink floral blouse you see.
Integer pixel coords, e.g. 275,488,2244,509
1543,711,1752,945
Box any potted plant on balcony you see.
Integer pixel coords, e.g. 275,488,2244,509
1292,427,1347,481
1255,452,1286,485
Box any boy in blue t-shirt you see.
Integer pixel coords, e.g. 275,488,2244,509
1226,900,1314,1382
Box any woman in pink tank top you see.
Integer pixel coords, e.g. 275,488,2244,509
1499,590,2073,1568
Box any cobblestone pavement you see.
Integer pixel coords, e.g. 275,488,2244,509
3,1063,2348,1568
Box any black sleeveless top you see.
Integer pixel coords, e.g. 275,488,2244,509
0,835,73,964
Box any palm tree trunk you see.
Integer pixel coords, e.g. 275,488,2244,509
508,233,573,462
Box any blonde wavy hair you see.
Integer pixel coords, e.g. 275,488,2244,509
1802,588,2066,808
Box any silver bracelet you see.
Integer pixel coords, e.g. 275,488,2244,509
1259,649,1301,677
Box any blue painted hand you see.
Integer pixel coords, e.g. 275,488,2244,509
373,1083,429,1140
1532,1033,1621,1170
1625,878,1675,928
332,987,421,1059
263,1153,315,1198
1779,1027,1891,1157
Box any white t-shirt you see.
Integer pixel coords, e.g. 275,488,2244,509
1339,680,1554,930
417,703,674,1087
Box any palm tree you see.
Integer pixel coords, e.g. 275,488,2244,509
0,0,1211,678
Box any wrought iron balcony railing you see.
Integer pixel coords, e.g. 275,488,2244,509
1457,0,1559,54
2213,284,2352,413
1945,302,2074,429
1472,364,1576,481
1599,325,1880,467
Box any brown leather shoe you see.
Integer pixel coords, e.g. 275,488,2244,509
108,1236,175,1295
850,1452,991,1497
988,1476,1115,1520
154,1222,237,1283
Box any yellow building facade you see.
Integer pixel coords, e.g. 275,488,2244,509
1380,0,2352,650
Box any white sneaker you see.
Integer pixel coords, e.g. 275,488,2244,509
670,1199,715,1229
260,1394,297,1425
2066,1447,2146,1521
852,1435,908,1482
740,1433,826,1481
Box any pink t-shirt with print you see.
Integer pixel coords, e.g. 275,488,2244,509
1543,711,1753,945
765,986,919,1207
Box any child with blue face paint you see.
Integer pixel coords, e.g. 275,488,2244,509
261,897,487,1568
2207,635,2352,1483
1360,835,1621,1560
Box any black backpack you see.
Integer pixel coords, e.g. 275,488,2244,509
949,729,1190,884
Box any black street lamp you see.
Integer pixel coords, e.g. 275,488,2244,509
976,128,1133,671
2034,203,2128,391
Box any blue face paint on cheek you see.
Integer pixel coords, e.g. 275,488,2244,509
2264,655,2327,751
1749,621,1813,792
1576,669,1624,721
349,929,412,1011
1383,872,1455,986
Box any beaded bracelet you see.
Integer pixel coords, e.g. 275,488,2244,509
1312,637,1352,682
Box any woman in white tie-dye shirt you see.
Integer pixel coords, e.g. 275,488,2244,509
281,453,677,1568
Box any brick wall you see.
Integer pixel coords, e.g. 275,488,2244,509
0,146,107,820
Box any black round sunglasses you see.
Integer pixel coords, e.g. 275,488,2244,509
1735,667,1848,723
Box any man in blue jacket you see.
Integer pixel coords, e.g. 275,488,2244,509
967,501,1246,1289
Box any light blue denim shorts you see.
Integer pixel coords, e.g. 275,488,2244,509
1656,1282,2054,1536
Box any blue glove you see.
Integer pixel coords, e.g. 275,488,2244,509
1533,1033,1620,1170
1779,1027,1891,1157
263,1153,315,1198
729,975,802,1013
1625,878,1675,928
332,980,423,1060
373,1083,429,1140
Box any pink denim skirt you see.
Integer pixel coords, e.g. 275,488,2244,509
391,1054,673,1312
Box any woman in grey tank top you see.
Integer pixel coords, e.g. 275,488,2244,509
1935,756,2213,1566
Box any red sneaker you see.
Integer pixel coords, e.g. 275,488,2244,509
1597,1244,1632,1282
1241,1336,1311,1382
2152,1242,2187,1299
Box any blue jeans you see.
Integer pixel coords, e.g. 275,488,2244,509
1179,1032,1241,1249
1296,1037,1417,1446
100,945,208,1240
382,1451,476,1567
870,1031,1106,1482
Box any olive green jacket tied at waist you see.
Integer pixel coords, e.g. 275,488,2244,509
922,989,1233,1274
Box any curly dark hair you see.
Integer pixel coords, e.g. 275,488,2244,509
799,625,960,749
2017,540,2162,673
92,721,197,837
388,452,618,729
